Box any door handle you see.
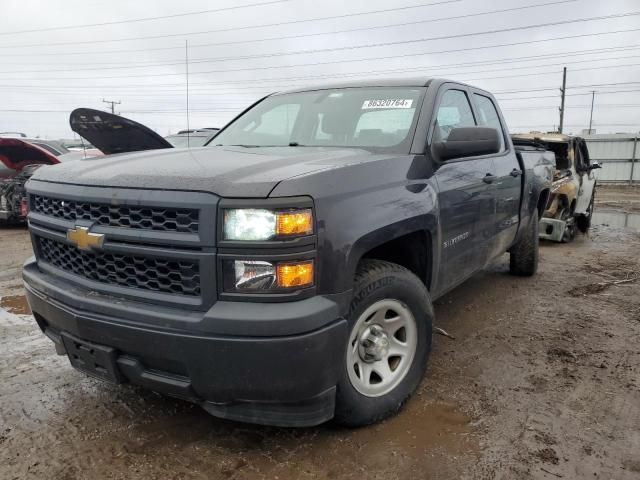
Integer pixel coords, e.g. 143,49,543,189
510,169,523,177
483,173,495,184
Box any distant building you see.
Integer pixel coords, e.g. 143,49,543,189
581,132,638,184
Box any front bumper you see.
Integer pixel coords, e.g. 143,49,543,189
539,218,567,242
23,259,348,427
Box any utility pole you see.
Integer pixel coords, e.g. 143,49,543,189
558,67,567,134
588,90,596,135
102,98,121,114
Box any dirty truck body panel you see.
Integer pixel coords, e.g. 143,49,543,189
23,78,552,426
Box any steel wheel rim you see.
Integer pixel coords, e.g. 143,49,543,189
346,299,418,397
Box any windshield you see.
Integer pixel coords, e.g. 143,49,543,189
165,134,211,148
213,87,425,150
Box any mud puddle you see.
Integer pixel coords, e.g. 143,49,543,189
0,294,30,315
593,209,640,231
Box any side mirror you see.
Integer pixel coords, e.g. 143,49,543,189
433,127,501,161
588,161,602,171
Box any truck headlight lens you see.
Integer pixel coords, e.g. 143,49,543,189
223,209,276,241
234,260,276,290
228,259,314,291
223,208,313,240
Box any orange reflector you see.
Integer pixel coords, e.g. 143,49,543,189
276,209,313,236
277,260,314,288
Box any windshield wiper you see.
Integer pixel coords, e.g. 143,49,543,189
216,143,307,148
216,144,260,148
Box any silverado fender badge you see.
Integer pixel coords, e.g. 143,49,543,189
67,226,105,251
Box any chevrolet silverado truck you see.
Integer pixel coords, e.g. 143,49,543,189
23,78,553,427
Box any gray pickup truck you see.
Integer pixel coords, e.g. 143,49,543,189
23,78,553,427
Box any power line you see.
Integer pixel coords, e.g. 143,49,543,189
0,1,581,72
0,0,290,36
2,25,638,84
3,25,640,84
5,40,640,80
1,9,637,60
497,89,640,101
7,37,638,70
3,56,640,96
502,103,640,110
509,123,640,128
0,0,460,49
495,81,640,95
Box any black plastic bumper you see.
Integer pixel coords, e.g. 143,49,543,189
23,259,348,427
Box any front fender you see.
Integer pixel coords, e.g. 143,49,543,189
315,181,439,297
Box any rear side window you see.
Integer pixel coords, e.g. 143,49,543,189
435,90,476,141
473,94,505,152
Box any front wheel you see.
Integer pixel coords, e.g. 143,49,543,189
334,260,433,427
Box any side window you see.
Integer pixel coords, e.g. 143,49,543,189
435,89,476,142
473,94,506,152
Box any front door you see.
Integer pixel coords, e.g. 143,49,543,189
470,93,522,258
432,88,496,292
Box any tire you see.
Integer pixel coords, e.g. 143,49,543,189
577,191,595,234
509,213,539,276
559,207,576,243
334,259,433,427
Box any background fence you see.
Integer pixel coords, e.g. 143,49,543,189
584,133,638,184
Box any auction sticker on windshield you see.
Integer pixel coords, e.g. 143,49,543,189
362,99,414,109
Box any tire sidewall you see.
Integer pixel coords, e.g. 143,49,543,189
335,264,433,425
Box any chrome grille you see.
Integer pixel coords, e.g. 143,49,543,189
38,236,201,297
32,195,199,233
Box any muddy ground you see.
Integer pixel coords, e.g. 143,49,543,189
1,186,639,480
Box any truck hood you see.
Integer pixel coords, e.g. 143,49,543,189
29,146,390,197
69,108,173,155
0,138,59,179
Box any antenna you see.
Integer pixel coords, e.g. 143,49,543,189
588,90,596,134
185,39,190,148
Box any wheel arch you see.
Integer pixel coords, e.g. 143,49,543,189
347,216,437,293
537,188,550,219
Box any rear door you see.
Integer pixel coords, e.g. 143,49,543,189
471,92,522,258
431,87,496,292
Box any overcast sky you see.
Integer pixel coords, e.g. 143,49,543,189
1,0,639,139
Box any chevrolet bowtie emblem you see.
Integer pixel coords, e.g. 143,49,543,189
67,226,105,250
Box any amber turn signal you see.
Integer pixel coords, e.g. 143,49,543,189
276,209,313,236
276,260,314,288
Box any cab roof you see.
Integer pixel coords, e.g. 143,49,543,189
275,77,484,95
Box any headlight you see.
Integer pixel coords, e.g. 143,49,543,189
226,259,314,291
223,208,313,241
